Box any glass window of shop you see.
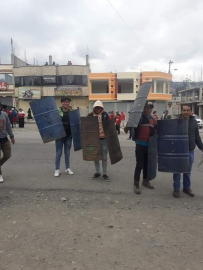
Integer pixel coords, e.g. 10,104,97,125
0,74,13,84
15,76,42,87
58,75,87,86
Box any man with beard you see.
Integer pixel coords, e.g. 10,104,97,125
173,105,203,198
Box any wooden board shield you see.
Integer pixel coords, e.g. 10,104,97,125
81,116,101,161
103,119,123,165
147,136,157,180
69,109,82,151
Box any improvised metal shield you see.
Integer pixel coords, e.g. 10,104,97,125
103,119,123,165
69,109,82,151
147,136,157,180
30,97,66,143
81,116,102,161
127,83,152,128
157,119,190,173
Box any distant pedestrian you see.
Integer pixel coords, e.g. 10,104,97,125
11,108,17,127
27,108,33,120
153,111,159,120
18,109,25,128
120,111,125,128
161,110,171,120
115,111,121,135
0,103,15,183
109,111,115,120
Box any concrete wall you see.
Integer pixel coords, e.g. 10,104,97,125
14,66,42,76
57,65,89,76
0,64,13,73
11,54,27,68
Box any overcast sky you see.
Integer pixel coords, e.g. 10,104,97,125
1,0,203,81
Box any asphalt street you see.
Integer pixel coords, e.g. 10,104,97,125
1,126,203,270
2,126,203,199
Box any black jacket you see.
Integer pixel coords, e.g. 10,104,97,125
187,115,203,151
88,111,109,122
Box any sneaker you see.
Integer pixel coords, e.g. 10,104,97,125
102,174,110,182
0,175,4,183
54,170,60,177
142,180,154,189
65,168,74,175
183,188,195,197
173,190,180,198
92,173,101,179
134,184,141,194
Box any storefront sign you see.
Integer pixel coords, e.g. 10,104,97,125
18,89,41,99
43,76,56,84
0,82,7,91
55,87,82,96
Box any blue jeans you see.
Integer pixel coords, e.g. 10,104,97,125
173,150,194,190
55,136,72,170
94,139,108,174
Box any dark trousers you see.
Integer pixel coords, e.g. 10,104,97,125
116,124,120,135
19,118,24,128
129,127,132,139
134,144,148,184
0,141,11,174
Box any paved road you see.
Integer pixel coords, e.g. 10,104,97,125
1,126,203,270
2,127,203,198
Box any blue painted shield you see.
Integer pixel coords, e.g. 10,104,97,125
157,119,190,173
69,109,82,151
30,97,66,143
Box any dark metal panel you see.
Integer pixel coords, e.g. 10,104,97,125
147,136,157,180
81,116,101,161
30,97,66,143
157,119,190,173
103,119,123,164
127,83,152,128
69,109,82,151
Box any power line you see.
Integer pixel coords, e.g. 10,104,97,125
106,0,154,56
89,48,143,69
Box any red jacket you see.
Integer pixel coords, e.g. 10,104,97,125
115,115,121,125
120,112,125,120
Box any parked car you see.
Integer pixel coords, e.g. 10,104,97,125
193,114,203,129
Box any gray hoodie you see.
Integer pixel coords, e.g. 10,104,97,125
0,111,14,139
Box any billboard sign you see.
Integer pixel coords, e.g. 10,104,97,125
55,87,82,96
0,82,7,91
18,89,41,99
43,76,56,85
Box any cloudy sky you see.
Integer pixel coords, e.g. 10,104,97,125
0,0,203,81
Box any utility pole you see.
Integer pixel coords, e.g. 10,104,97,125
168,60,173,74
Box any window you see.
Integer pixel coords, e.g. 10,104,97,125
0,74,13,84
15,76,42,87
58,75,87,86
91,80,109,94
118,79,133,93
